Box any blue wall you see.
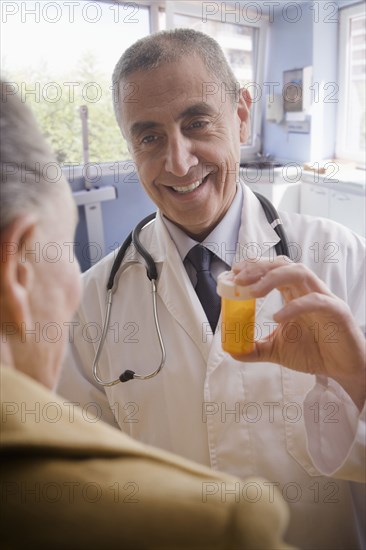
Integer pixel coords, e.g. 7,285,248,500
262,1,339,163
310,2,338,161
66,164,156,272
262,3,313,162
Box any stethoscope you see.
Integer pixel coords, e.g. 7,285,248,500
92,192,291,386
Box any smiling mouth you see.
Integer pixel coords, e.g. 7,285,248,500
171,174,210,195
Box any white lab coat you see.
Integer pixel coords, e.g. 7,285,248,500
59,183,366,549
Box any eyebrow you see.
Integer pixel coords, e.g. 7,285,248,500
130,120,160,139
129,102,217,140
180,102,217,119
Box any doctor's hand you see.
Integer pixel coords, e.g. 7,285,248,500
231,257,366,411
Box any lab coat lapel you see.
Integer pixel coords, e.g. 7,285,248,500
238,183,281,260
208,184,284,369
154,213,214,361
149,186,283,363
238,184,282,319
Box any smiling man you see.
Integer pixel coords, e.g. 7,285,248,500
58,30,366,549
117,53,251,240
1,79,295,550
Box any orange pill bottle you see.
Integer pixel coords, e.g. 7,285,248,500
217,271,256,355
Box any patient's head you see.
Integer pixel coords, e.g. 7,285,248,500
0,81,81,389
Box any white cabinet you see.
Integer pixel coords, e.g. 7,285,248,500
245,182,301,213
242,166,365,237
300,179,366,238
300,184,330,218
240,166,302,213
330,189,365,237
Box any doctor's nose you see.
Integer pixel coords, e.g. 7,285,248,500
164,133,198,176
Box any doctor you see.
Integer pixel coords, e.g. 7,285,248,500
1,79,292,550
58,29,366,549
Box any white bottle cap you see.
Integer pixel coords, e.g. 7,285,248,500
217,271,253,300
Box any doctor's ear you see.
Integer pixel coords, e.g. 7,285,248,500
0,214,38,327
237,88,252,144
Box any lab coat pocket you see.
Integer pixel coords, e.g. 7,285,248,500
281,367,320,477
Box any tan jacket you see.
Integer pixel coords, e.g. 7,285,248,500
0,367,292,549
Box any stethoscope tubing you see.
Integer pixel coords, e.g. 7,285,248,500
93,193,290,385
93,262,166,385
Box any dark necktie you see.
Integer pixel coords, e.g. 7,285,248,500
186,244,221,333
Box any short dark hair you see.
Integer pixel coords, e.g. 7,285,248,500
112,28,238,125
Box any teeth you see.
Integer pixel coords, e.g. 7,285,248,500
172,179,203,194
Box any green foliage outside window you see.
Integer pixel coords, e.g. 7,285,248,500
6,51,130,165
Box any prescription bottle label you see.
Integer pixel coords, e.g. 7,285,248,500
217,271,256,355
221,297,256,354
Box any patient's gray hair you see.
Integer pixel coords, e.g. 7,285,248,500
0,81,65,232
112,28,238,125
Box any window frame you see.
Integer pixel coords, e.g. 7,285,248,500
97,0,160,31
162,0,268,158
7,0,268,164
336,2,366,164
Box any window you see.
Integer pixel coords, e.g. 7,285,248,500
1,0,151,164
173,15,256,87
1,0,267,164
336,2,366,164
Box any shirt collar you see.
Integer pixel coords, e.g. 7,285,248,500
162,185,243,265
